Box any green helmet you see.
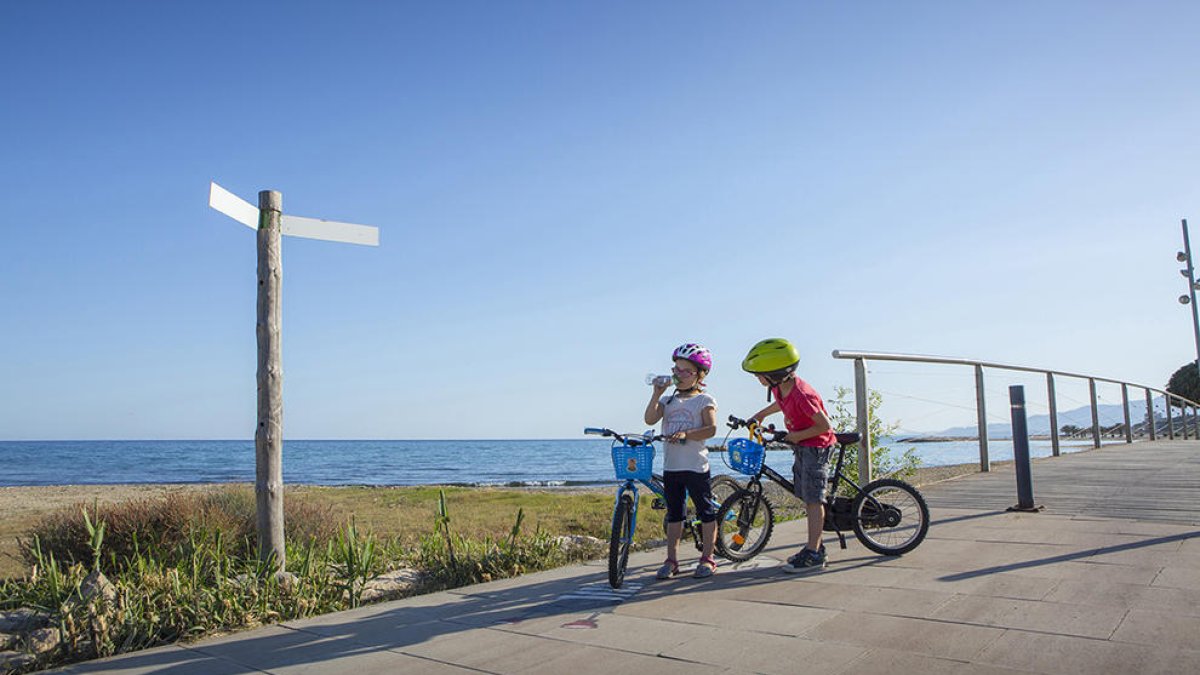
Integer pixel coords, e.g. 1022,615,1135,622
741,338,800,374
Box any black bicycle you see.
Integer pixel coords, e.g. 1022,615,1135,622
717,416,929,560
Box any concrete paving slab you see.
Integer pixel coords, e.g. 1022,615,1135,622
53,644,256,674
1133,585,1200,617
803,611,1006,661
661,630,866,674
974,629,1200,675
710,577,957,618
491,610,720,657
615,594,838,637
1109,608,1200,650
1150,565,1200,590
398,625,723,674
183,625,449,675
842,647,1031,675
929,593,1125,639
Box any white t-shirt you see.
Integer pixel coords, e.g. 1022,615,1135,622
659,391,717,472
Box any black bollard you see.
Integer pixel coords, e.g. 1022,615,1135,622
1007,385,1043,513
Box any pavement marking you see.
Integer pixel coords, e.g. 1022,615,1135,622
555,582,644,604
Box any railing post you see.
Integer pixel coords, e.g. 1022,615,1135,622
975,364,990,472
1089,378,1101,448
1146,389,1156,441
1047,373,1060,457
1194,406,1199,439
854,358,872,484
1121,384,1132,443
1167,399,1176,439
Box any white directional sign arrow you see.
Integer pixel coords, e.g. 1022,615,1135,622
206,180,380,571
208,182,259,229
208,181,380,246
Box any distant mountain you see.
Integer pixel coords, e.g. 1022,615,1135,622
921,397,1170,439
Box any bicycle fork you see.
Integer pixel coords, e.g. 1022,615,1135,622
730,484,763,551
614,481,641,546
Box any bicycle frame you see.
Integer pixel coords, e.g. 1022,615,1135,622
730,420,878,540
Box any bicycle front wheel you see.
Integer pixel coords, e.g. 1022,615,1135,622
708,474,742,557
851,478,930,555
715,489,774,562
608,493,635,588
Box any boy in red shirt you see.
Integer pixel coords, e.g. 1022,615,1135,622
743,338,836,574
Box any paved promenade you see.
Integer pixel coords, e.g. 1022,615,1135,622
57,440,1199,674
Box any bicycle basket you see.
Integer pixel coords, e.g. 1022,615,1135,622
724,437,764,475
612,442,654,481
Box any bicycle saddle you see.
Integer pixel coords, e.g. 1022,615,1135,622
835,432,861,446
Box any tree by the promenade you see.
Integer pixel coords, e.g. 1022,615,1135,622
1166,360,1200,406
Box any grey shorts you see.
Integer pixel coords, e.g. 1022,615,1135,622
791,444,833,504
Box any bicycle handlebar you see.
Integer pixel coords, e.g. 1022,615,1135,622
584,427,666,446
726,415,789,443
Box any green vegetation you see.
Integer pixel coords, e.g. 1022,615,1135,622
827,386,921,487
1167,360,1200,405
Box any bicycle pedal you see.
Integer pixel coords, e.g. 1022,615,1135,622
651,498,666,510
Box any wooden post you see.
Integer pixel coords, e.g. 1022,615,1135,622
975,364,990,472
854,358,871,484
256,190,285,571
1047,373,1060,457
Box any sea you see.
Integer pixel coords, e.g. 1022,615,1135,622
0,438,1098,488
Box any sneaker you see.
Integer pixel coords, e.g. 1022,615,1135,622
693,556,717,579
656,559,679,580
786,544,825,566
782,547,827,575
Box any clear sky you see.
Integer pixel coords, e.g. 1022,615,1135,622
2,1,1198,440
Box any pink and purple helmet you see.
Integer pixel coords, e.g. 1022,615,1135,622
672,343,713,373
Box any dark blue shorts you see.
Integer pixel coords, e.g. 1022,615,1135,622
663,470,717,524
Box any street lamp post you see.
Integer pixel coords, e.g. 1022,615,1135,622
1177,219,1200,385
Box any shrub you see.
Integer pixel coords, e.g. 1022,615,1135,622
19,488,340,574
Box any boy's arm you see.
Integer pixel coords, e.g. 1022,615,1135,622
644,384,668,425
750,401,781,422
782,411,832,444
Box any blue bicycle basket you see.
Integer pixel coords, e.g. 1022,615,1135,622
725,437,765,475
612,442,655,481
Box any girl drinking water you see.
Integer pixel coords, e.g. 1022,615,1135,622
644,343,719,578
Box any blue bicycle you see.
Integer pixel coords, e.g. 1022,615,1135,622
584,427,741,588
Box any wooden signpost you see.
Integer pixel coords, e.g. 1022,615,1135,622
208,182,379,570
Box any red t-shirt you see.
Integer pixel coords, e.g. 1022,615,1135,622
772,376,837,448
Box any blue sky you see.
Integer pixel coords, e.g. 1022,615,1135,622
2,1,1198,440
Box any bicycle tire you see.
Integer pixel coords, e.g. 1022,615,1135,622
657,474,742,552
708,474,742,557
608,493,635,588
850,478,930,556
714,489,774,562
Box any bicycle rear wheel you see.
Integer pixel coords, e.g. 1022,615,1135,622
715,489,774,562
608,493,635,588
851,478,929,555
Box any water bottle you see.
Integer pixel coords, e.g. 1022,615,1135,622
645,373,673,387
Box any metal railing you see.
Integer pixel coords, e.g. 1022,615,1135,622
832,350,1200,483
